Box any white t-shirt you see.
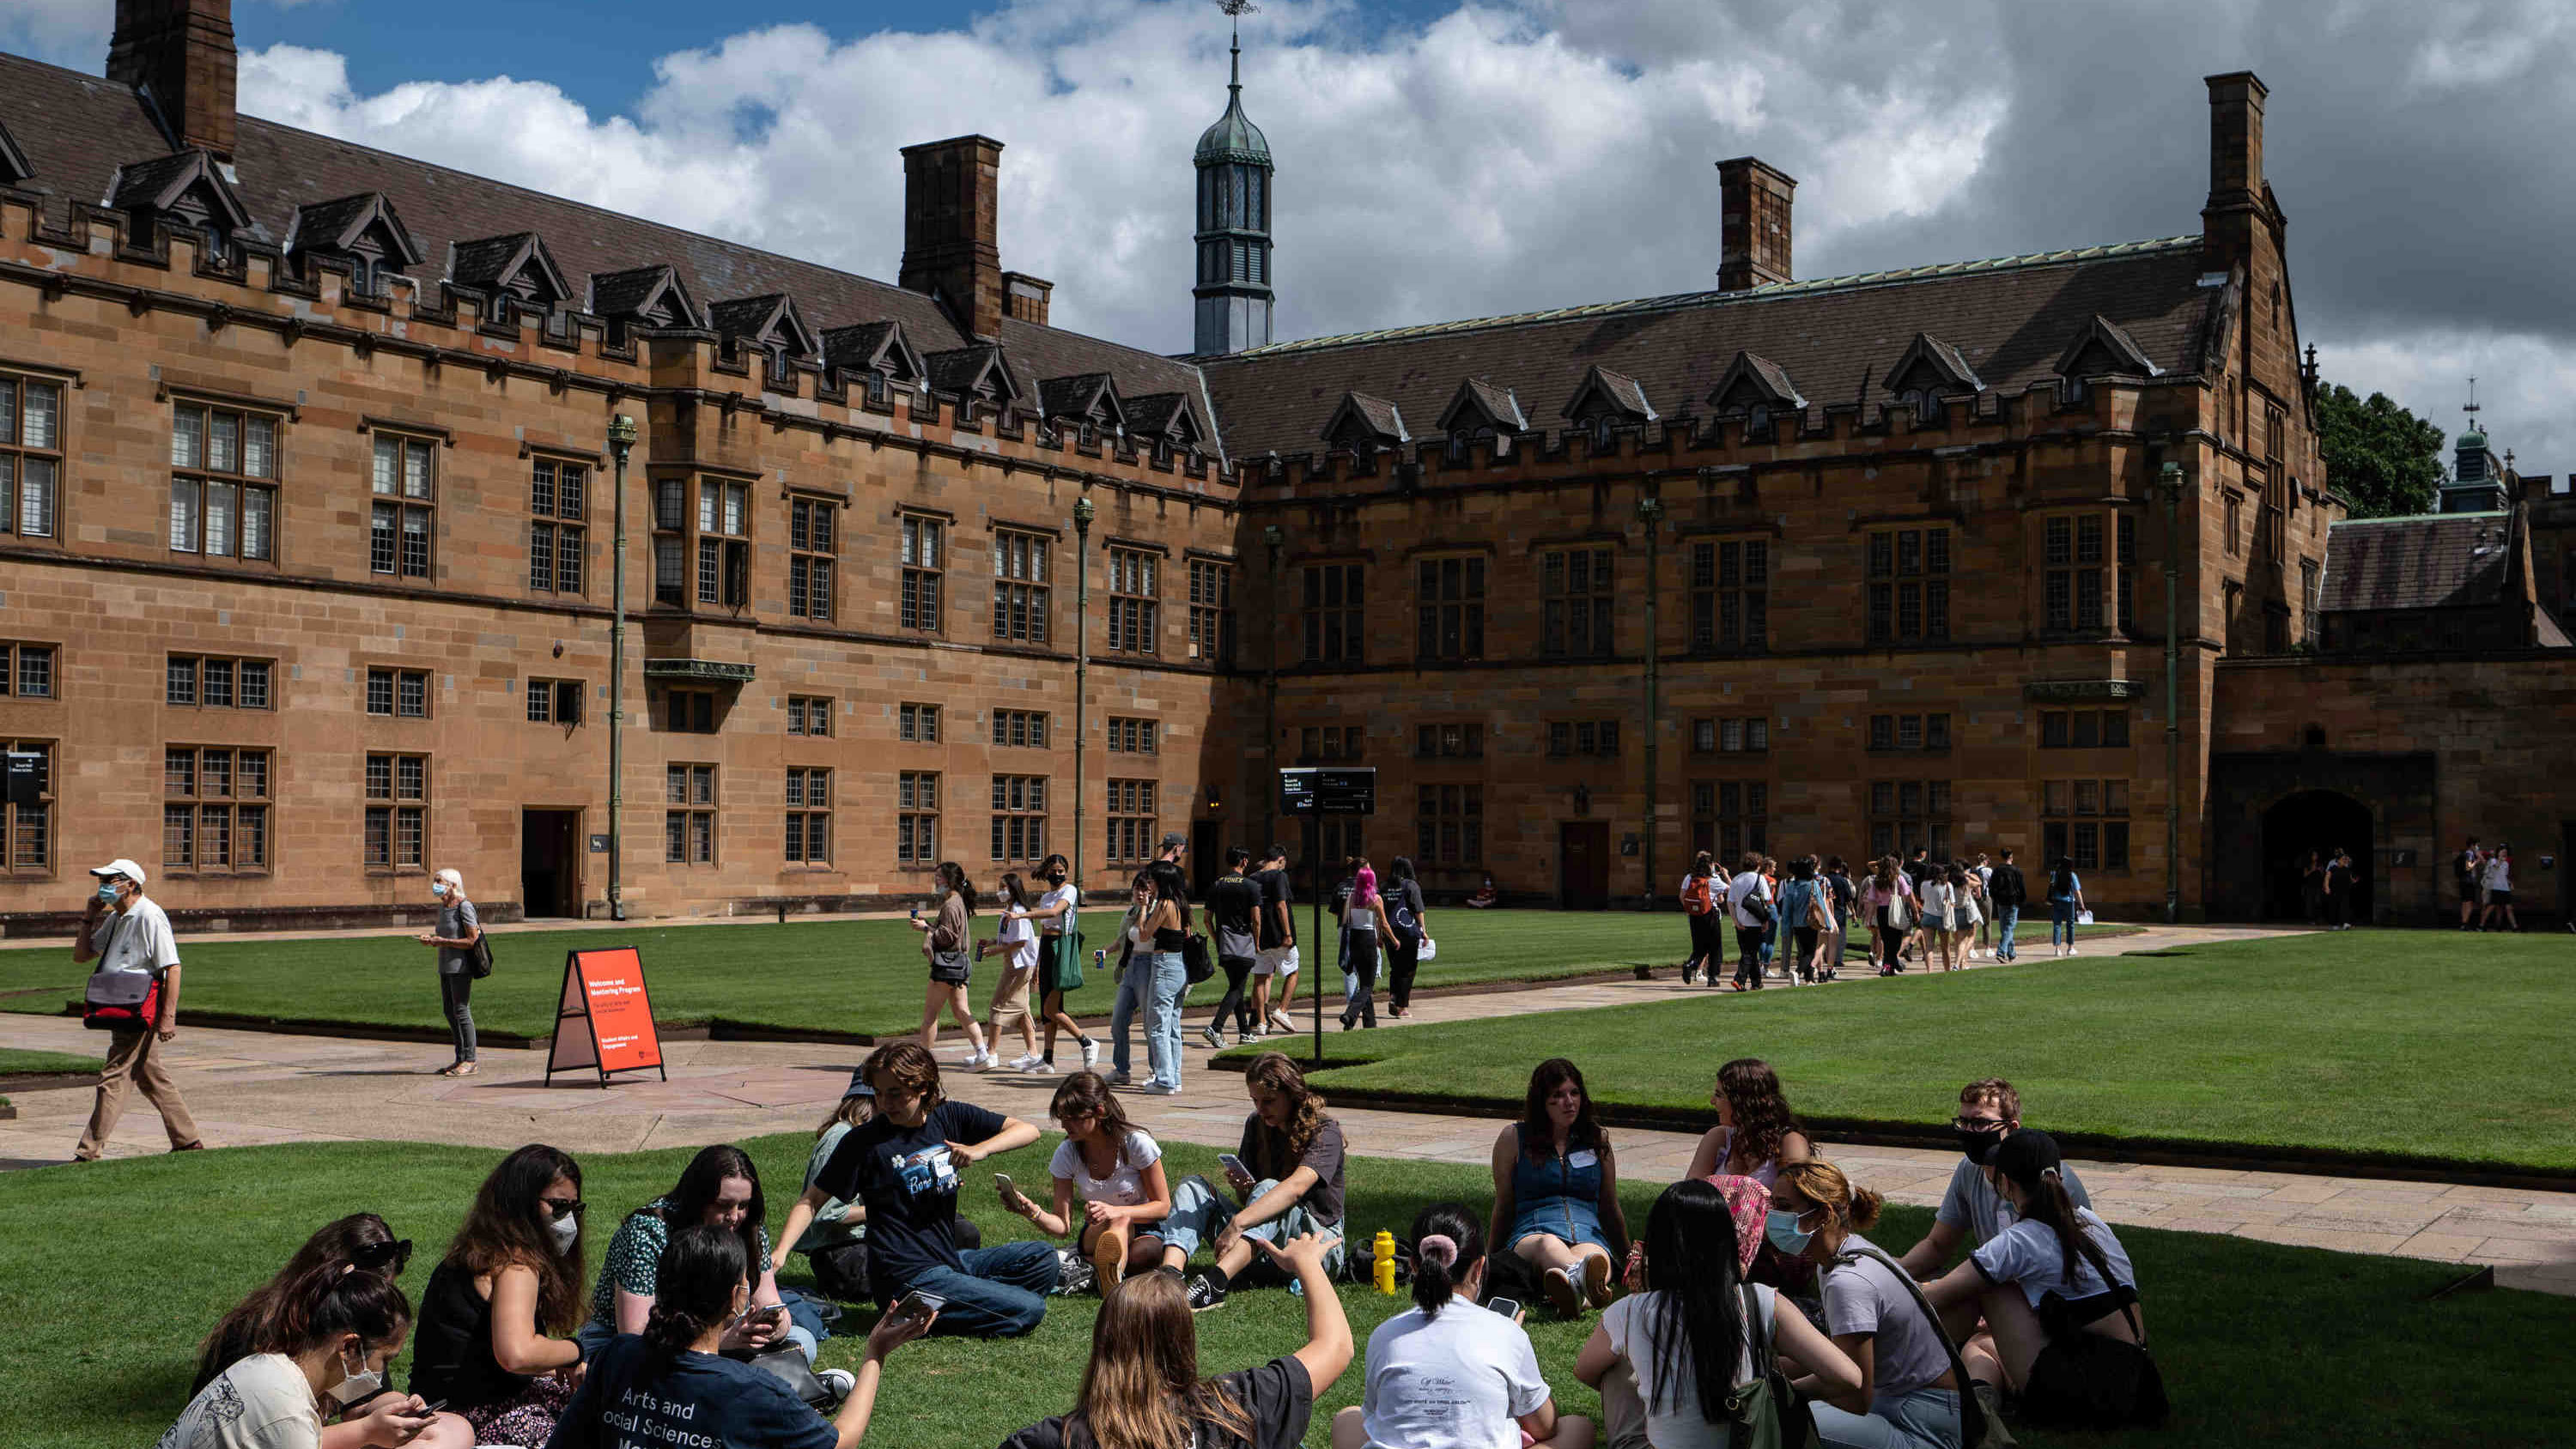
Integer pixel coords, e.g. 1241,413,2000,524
1600,1286,1778,1449
156,1352,320,1449
1971,1208,2136,1308
2484,858,2513,892
1038,883,1080,931
1361,1300,1550,1449
1725,872,1771,930
1048,1128,1163,1207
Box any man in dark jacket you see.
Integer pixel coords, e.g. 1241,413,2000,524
1987,848,2028,962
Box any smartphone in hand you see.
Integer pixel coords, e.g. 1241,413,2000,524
891,1290,946,1327
1218,1153,1250,1182
994,1172,1018,1201
1485,1297,1522,1320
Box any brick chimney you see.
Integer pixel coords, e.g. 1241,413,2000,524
2201,71,2268,275
106,0,239,159
1001,271,1054,328
1716,156,1795,292
900,136,1007,340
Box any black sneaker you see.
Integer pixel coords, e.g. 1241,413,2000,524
1185,1274,1228,1313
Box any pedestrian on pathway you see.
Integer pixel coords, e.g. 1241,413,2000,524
1251,844,1301,1035
1725,854,1773,991
1971,853,1996,961
1119,864,1191,1093
977,873,1043,1072
1862,857,1913,977
1986,849,2026,964
1679,852,1723,985
2047,858,2087,954
2321,848,2353,931
1010,854,1097,1075
1381,856,1431,1018
1338,860,1390,1031
2454,837,2485,930
1775,858,1827,985
1202,849,1263,1049
1822,856,1857,980
1917,868,1959,973
416,867,483,1077
73,857,202,1162
2480,845,2520,932
912,862,992,1070
1902,847,1937,964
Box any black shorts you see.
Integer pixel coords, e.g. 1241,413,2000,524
928,949,972,985
2487,889,2514,906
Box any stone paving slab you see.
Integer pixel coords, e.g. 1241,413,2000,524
3,923,2568,1296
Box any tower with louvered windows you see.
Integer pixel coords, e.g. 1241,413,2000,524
1192,22,1273,355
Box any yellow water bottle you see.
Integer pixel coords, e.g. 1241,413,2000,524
1372,1230,1397,1294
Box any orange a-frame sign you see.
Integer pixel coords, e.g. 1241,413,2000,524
544,946,667,1086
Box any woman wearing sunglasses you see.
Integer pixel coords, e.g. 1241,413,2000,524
411,1144,592,1448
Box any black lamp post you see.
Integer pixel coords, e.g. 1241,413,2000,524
605,412,637,921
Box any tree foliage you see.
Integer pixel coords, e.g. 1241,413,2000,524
2315,380,2445,518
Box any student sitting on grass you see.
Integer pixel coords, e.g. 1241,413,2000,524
1896,1077,2092,1284
1489,1058,1629,1317
1576,1179,1862,1449
1683,1058,1813,1190
1335,1203,1595,1449
997,1070,1175,1293
774,1041,1059,1337
795,1071,986,1306
1000,1234,1352,1449
410,1145,592,1449
580,1144,835,1383
1163,1051,1349,1312
544,1226,936,1449
1920,1132,2165,1429
164,1270,434,1449
1769,1161,1969,1449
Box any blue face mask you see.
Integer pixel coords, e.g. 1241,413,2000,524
96,882,121,905
1765,1207,1815,1255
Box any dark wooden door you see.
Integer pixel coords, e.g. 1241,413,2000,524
1560,822,1611,910
520,809,581,917
1193,819,1224,896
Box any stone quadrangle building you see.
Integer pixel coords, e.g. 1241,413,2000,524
0,1,2569,932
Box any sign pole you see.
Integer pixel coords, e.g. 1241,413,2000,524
1309,809,1323,1070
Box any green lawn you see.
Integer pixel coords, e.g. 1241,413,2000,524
0,1047,100,1077
1227,931,2576,1174
0,908,2093,1041
1,1131,2567,1448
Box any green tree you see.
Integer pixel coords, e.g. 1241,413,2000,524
2315,380,2445,518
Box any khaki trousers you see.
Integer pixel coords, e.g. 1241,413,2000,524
76,1028,200,1159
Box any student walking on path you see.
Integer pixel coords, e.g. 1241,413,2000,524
73,857,202,1161
1986,849,2026,963
913,862,992,1070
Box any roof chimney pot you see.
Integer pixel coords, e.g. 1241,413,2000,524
1716,156,1795,292
107,0,239,159
900,135,1009,340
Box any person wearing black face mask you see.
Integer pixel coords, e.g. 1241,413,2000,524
1898,1079,2092,1286
1008,854,1097,1074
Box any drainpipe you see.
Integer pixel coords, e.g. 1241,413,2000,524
1073,494,1096,891
1636,494,1663,908
2160,460,2184,925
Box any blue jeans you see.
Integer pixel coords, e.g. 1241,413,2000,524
2050,899,2077,947
1994,906,2020,961
1110,956,1146,1077
1163,1173,1348,1277
1143,950,1188,1089
897,1240,1060,1338
1810,1387,1964,1449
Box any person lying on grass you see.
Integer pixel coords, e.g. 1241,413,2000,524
1162,1051,1349,1313
996,1070,1175,1293
774,1041,1059,1338
1917,1131,2165,1430
1576,1178,1862,1449
164,1269,436,1449
999,1233,1353,1449
1896,1076,2093,1286
1490,1058,1628,1318
1337,1201,1596,1449
544,1225,936,1449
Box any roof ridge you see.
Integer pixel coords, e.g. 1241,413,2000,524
1217,234,2206,363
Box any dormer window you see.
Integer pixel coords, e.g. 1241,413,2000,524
2065,375,2089,405
866,371,892,406
288,194,425,300
1591,415,1617,452
109,150,256,264
1746,403,1772,438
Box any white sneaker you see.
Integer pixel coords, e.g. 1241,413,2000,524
1267,1009,1297,1034
1028,1059,1057,1074
964,1051,994,1070
817,1367,856,1403
1200,1024,1226,1051
1006,1052,1043,1072
1081,1039,1102,1067
1139,1082,1181,1095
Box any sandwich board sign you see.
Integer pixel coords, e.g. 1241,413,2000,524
545,946,666,1086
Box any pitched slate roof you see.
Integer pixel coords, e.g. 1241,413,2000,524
0,52,1219,452
448,231,570,302
2318,512,2520,614
288,192,424,267
1202,235,2214,458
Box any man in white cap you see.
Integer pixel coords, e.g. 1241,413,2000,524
72,858,199,1161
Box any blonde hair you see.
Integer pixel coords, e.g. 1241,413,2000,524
1068,1272,1252,1449
1774,1159,1883,1237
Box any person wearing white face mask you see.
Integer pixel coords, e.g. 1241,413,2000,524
75,857,202,1161
415,869,483,1076
160,1269,434,1449
413,1146,592,1448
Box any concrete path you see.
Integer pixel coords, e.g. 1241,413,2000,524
5,919,2569,1296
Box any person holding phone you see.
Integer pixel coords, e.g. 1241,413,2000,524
72,857,201,1161
998,1070,1173,1292
774,1041,1059,1337
163,1266,435,1449
546,1225,934,1449
410,1145,591,1448
414,868,482,1077
1163,1052,1348,1312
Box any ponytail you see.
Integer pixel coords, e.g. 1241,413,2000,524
1991,1131,2115,1291
1407,1203,1484,1319
265,1269,411,1357
645,1225,750,1364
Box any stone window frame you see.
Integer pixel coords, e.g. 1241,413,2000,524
526,678,586,725
1868,779,1949,862
1106,778,1157,865
3,736,55,876
1302,561,1366,666
367,429,437,582
990,773,1049,864
1106,546,1161,655
992,528,1053,646
787,495,836,622
1415,782,1484,867
528,454,589,597
365,751,431,873
897,771,939,866
1687,534,1770,655
1540,545,1616,659
0,371,66,543
1414,553,1487,663
161,743,272,876
1691,779,1769,860
785,767,833,866
167,654,275,711
0,641,58,701
1866,524,1951,645
787,694,834,738
2042,777,2132,872
900,512,945,633
173,399,283,566
664,762,718,866
993,709,1049,749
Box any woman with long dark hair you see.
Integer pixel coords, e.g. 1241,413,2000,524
583,1144,834,1378
1380,855,1431,1018
2046,856,2087,956
1489,1058,1630,1317
1922,1131,2161,1428
163,1269,430,1449
1861,856,1913,976
999,1069,1174,1291
1684,1058,1813,1187
1576,1179,1861,1449
913,861,992,1070
195,1212,410,1394
977,870,1043,1070
1007,852,1098,1073
1002,1232,1349,1449
549,1225,936,1449
1333,1203,1593,1449
410,1144,590,1447
1679,851,1723,985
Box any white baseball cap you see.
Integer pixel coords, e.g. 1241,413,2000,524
89,858,148,885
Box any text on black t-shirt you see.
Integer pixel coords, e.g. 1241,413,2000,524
813,1099,1006,1298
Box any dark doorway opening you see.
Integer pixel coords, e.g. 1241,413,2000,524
1560,822,1611,910
1192,819,1224,896
521,809,582,919
2261,791,2372,923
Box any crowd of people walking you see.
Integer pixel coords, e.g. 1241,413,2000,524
1680,847,2092,988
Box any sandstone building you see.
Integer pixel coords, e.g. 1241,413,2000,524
0,3,2567,931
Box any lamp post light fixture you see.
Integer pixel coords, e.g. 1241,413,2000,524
1072,494,1097,888
605,412,638,921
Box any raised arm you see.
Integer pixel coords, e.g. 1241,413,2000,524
1255,1234,1354,1392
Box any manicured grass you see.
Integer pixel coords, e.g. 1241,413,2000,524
1,1131,2567,1448
0,908,2088,1040
0,1046,100,1076
1230,931,2576,1173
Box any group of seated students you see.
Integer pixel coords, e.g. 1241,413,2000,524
159,1047,2156,1449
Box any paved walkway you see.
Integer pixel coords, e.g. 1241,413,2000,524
5,923,2569,1297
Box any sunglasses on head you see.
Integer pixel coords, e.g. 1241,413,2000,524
352,1238,415,1274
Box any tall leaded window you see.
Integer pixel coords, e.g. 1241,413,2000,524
0,373,64,539
163,745,271,873
990,774,1048,863
1415,784,1483,866
897,772,939,864
1690,538,1767,652
368,432,434,579
173,402,279,561
364,752,428,869
1416,555,1486,662
528,457,586,596
786,767,832,864
1303,563,1364,665
699,480,750,609
1868,526,1950,644
787,497,835,621
665,763,717,864
1542,547,1614,658
1189,559,1235,664
901,514,944,631
653,476,688,606
2043,778,2130,870
1107,549,1159,653
993,530,1051,644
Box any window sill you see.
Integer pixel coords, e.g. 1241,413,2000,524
363,867,432,876
1866,746,1953,756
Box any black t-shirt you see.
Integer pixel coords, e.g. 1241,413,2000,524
1253,868,1294,948
1240,1115,1347,1223
999,1355,1313,1449
1206,871,1261,959
814,1099,1006,1298
544,1335,833,1449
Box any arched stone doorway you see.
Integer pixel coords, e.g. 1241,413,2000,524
2262,790,2373,922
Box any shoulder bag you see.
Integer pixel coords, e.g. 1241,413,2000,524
469,930,495,979
1832,1240,2009,1449
1182,930,1214,985
80,914,161,1032
1721,1282,1822,1449
2020,1288,2167,1428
